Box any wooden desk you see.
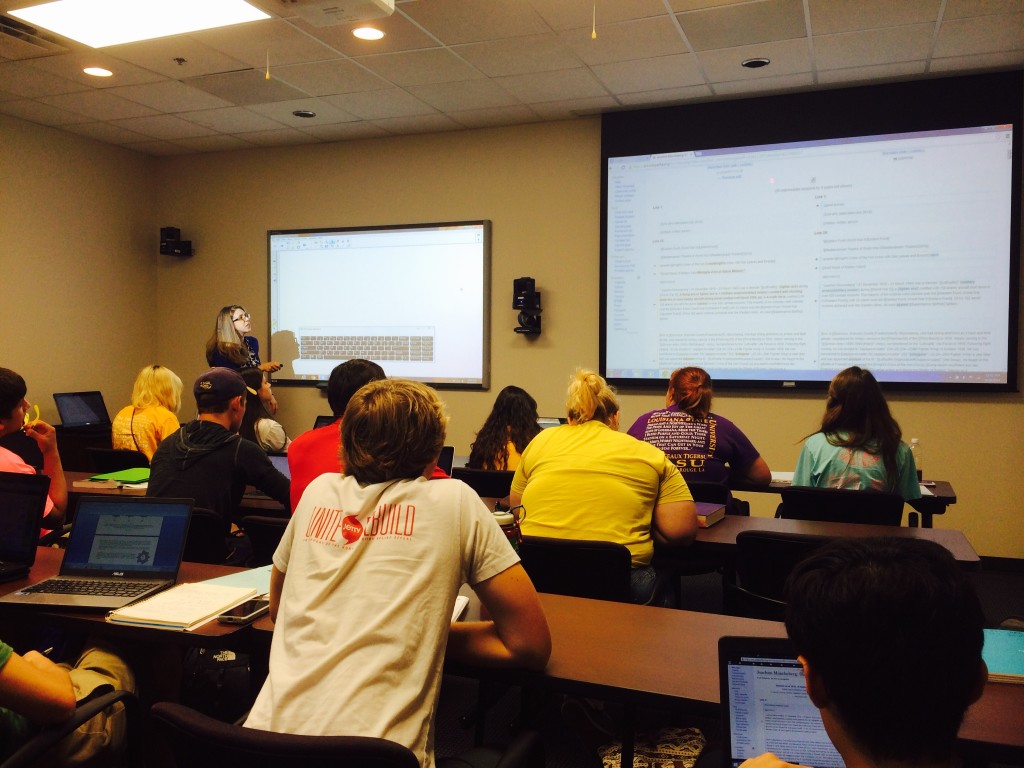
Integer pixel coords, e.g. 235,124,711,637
690,515,980,566
731,479,957,528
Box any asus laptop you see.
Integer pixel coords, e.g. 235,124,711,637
0,472,50,582
53,391,111,428
0,496,192,610
719,636,845,768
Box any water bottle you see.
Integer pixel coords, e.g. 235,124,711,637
909,438,922,482
493,505,524,552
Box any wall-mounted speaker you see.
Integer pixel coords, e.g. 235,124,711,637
160,226,193,257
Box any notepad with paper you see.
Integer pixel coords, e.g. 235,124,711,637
106,582,257,630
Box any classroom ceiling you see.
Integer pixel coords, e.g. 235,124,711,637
0,0,1021,156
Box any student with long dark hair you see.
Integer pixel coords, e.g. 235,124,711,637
239,368,290,453
468,385,540,471
793,366,920,500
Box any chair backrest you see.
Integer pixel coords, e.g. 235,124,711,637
183,507,228,564
730,530,832,621
450,467,515,498
518,535,632,603
778,486,905,526
684,479,730,505
86,447,150,473
150,702,419,768
240,515,289,567
0,431,43,469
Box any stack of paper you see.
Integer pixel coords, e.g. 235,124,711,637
106,583,257,631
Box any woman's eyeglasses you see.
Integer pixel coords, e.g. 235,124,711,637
232,312,251,322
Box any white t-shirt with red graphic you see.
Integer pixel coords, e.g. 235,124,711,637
244,473,519,767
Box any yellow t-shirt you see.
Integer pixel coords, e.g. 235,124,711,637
511,420,691,566
111,405,180,460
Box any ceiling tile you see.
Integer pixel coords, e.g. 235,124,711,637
246,97,358,126
615,83,713,105
944,0,1024,19
107,80,234,112
120,140,194,156
808,0,941,34
529,96,619,120
172,134,260,152
698,38,812,82
324,88,436,119
929,49,1024,71
561,17,691,66
667,0,752,10
679,0,808,52
0,60,84,97
591,53,704,93
271,59,390,96
400,0,549,44
179,105,288,133
185,69,311,105
192,19,339,68
241,127,322,146
301,121,389,141
449,104,540,128
103,37,252,79
38,90,159,120
817,60,927,85
356,48,486,86
712,71,815,95
0,97,90,124
933,13,1024,57
370,112,463,134
408,78,520,111
527,0,670,31
815,24,935,70
493,68,609,103
290,14,439,56
109,114,218,140
453,34,582,77
61,121,152,144
25,50,165,88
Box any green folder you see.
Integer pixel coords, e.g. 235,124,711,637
88,468,151,484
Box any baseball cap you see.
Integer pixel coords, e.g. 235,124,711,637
193,367,257,407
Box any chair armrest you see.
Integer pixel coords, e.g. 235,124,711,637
38,524,72,547
0,689,137,768
494,730,543,768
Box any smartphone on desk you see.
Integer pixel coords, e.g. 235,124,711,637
217,598,270,625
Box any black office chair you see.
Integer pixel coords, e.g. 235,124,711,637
727,530,831,620
239,515,288,567
0,430,43,469
686,478,750,516
0,689,139,768
776,486,905,526
85,447,150,474
518,536,633,603
450,467,515,498
183,507,230,564
151,702,544,768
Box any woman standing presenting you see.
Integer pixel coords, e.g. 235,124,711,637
206,305,282,375
794,366,920,500
111,364,183,460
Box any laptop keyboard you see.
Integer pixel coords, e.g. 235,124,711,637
22,578,155,597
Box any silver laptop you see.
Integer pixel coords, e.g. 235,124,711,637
719,636,845,768
53,391,111,428
0,472,50,582
0,496,192,610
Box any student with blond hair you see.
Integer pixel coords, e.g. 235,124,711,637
509,369,697,604
111,364,183,460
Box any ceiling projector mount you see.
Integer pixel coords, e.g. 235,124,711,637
274,0,395,27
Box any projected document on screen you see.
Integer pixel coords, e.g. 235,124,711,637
605,125,1013,386
269,222,490,388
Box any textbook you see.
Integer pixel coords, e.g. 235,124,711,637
106,582,257,631
983,628,1024,684
695,501,726,529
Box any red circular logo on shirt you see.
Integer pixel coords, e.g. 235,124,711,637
341,515,363,543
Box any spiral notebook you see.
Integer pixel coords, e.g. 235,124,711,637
107,582,257,630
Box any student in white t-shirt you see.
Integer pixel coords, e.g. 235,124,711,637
245,379,550,768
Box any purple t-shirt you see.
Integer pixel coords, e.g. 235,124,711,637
627,405,761,485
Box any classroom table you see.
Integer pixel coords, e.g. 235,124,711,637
731,478,957,528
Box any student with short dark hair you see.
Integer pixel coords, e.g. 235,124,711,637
246,379,550,768
742,537,987,768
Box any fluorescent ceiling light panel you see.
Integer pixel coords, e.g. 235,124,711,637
9,0,270,48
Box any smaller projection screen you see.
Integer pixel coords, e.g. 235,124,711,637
269,221,490,389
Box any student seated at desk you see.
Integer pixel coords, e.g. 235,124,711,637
111,364,182,460
793,366,920,501
246,379,550,768
0,367,67,530
468,385,541,471
741,536,986,768
239,368,290,454
509,369,698,605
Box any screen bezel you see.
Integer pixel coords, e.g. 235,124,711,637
600,71,1022,393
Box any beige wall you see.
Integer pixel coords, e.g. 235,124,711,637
3,114,1022,557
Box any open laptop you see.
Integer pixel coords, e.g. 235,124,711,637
0,496,192,610
437,445,455,475
719,636,844,768
313,414,336,430
0,472,50,582
53,391,111,428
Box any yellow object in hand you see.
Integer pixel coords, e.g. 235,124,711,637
22,403,40,429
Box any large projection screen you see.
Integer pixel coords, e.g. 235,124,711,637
269,221,490,389
601,72,1021,392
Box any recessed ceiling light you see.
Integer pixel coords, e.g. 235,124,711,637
83,67,113,77
293,110,317,118
9,0,270,48
352,26,384,40
741,57,771,69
